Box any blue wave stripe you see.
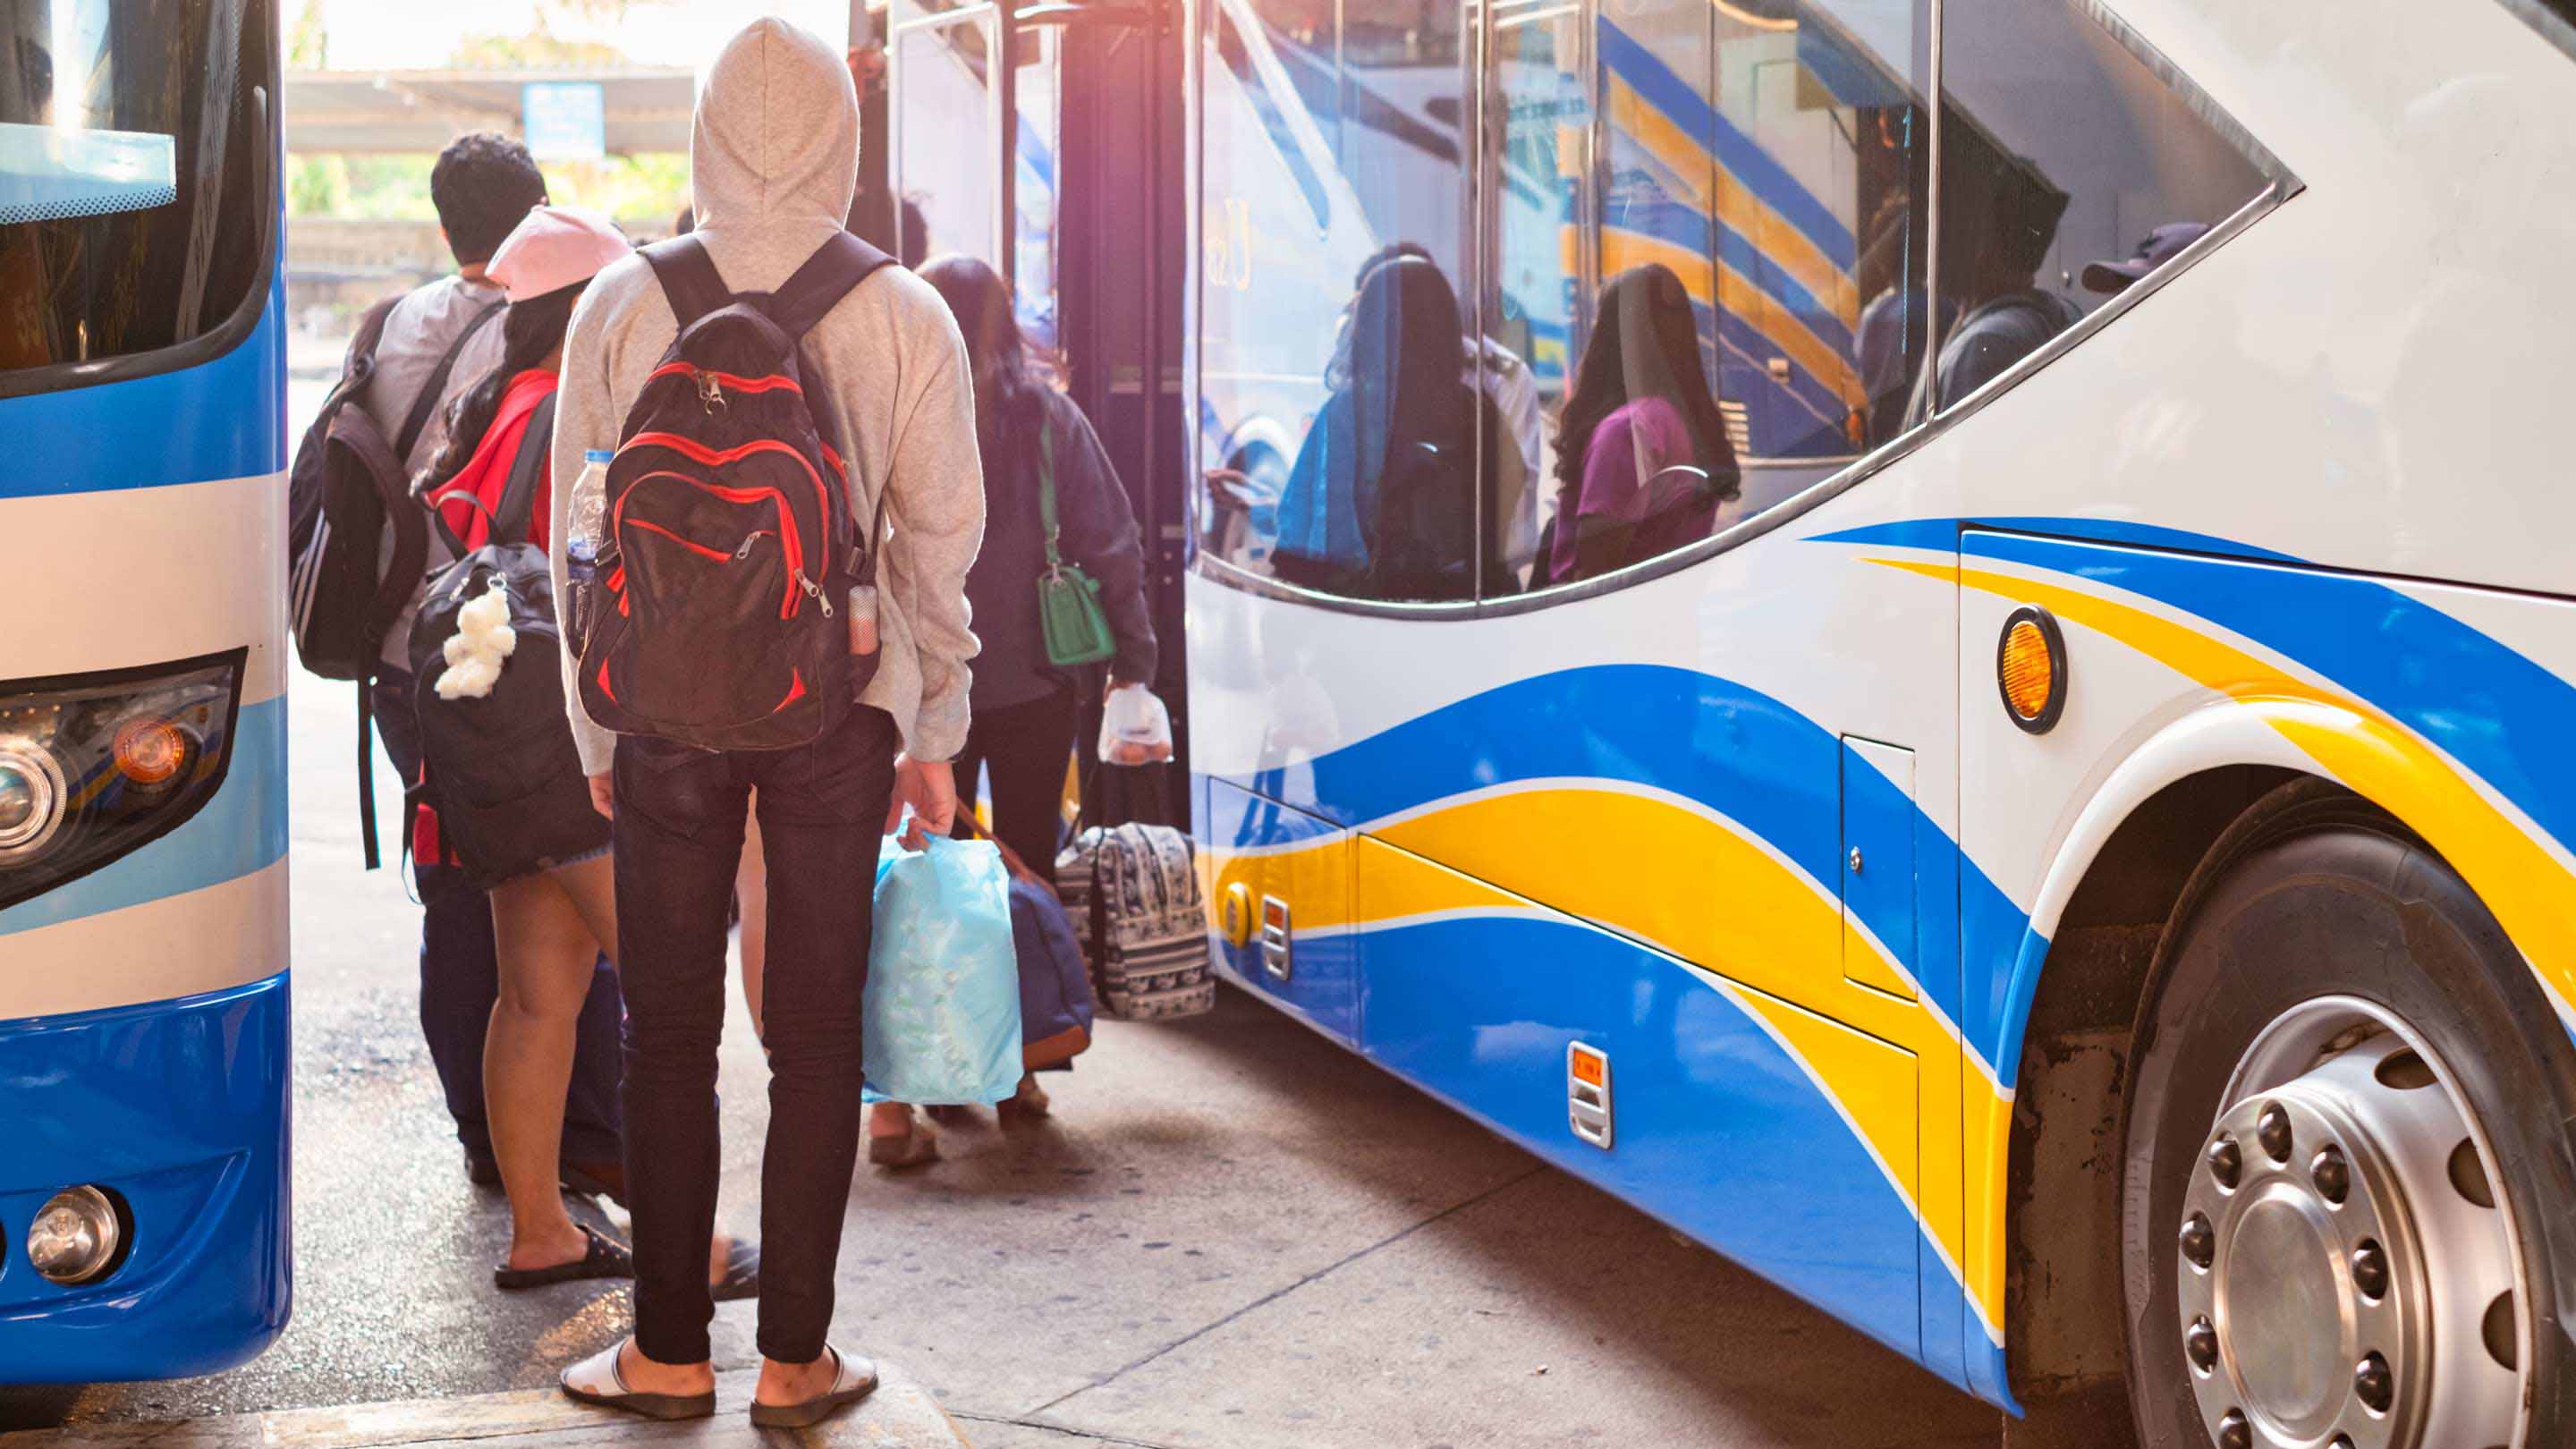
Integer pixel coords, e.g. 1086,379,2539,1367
0,282,285,500
1232,664,2028,1037
0,692,287,938
1596,19,1857,264
1957,532,2576,860
1361,911,1923,1361
1714,301,1854,434
1809,515,2301,563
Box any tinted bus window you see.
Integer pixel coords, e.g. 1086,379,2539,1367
1311,0,1489,602
897,15,996,267
1197,0,1342,586
1014,25,1061,349
1934,0,2269,411
0,1,268,389
1536,0,1928,589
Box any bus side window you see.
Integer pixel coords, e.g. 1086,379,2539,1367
1933,0,2270,413
1534,0,1931,589
1202,0,1500,604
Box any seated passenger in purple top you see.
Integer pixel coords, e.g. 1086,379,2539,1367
1544,263,1742,586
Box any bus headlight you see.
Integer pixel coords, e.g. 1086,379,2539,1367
0,746,63,857
0,649,243,911
27,1186,124,1285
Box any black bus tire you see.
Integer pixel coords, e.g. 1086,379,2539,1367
2120,780,2576,1449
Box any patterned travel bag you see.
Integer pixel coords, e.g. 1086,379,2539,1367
1057,821,1217,1021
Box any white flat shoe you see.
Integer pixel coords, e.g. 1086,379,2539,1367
559,1339,716,1420
749,1345,879,1429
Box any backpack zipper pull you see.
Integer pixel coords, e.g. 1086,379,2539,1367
697,371,725,412
734,530,775,561
794,569,835,618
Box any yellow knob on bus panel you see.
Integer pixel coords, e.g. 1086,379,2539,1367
1998,606,2068,734
1222,881,1256,948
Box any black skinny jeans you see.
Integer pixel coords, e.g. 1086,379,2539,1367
948,685,1078,887
611,703,897,1367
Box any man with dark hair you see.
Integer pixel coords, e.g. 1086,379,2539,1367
355,130,631,1200
429,131,553,267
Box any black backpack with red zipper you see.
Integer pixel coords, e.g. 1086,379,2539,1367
572,232,893,751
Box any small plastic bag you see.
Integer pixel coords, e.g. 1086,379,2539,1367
1097,683,1174,764
862,834,1024,1106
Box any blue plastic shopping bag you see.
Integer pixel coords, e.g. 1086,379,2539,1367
862,833,1025,1106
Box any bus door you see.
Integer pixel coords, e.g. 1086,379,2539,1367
891,1,1193,823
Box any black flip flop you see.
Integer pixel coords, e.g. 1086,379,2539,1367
747,1346,879,1429
495,1224,633,1291
710,1237,760,1302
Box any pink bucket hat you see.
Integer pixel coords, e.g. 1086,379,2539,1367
486,205,631,303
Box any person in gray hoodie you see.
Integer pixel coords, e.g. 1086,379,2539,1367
547,18,983,1428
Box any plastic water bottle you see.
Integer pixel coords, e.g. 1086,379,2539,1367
567,449,613,634
567,449,613,578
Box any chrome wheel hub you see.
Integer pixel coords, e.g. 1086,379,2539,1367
2180,999,2527,1449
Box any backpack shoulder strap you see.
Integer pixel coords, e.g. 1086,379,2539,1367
640,235,733,331
761,232,895,341
346,295,401,377
394,298,504,463
490,392,559,548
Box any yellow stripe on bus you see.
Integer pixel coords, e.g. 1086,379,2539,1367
1605,74,1861,325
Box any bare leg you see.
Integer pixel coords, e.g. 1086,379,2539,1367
735,802,767,1038
487,869,605,1272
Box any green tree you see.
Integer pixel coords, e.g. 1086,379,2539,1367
286,0,327,69
285,155,346,216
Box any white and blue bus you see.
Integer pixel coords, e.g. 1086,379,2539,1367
905,2,2576,1442
0,1,289,1383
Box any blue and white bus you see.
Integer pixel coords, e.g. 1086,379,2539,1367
0,1,289,1384
899,1,2576,1442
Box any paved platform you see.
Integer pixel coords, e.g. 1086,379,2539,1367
0,1364,969,1448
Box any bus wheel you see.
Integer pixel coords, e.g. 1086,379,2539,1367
2120,782,2572,1449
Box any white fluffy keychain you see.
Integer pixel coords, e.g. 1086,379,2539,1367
434,577,519,700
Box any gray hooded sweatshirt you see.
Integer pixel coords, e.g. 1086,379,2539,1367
550,18,984,771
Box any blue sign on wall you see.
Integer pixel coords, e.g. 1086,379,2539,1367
522,81,606,163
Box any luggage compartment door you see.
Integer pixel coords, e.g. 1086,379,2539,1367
1203,776,1359,1043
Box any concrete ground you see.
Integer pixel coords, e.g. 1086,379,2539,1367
0,377,2011,1448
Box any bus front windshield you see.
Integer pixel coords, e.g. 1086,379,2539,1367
0,0,267,384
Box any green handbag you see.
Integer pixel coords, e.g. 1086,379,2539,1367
1035,420,1118,667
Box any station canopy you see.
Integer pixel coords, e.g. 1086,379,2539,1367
284,70,695,155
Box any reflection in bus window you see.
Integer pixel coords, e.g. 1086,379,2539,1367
897,18,995,267
1543,263,1741,586
0,1,265,378
1197,0,1352,583
1213,0,1334,233
1522,0,1926,580
1934,0,2267,411
1274,254,1499,603
1014,25,1061,349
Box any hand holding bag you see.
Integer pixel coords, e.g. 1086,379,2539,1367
1035,420,1119,667
863,833,1025,1105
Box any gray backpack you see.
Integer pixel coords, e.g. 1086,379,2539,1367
1057,822,1216,1021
